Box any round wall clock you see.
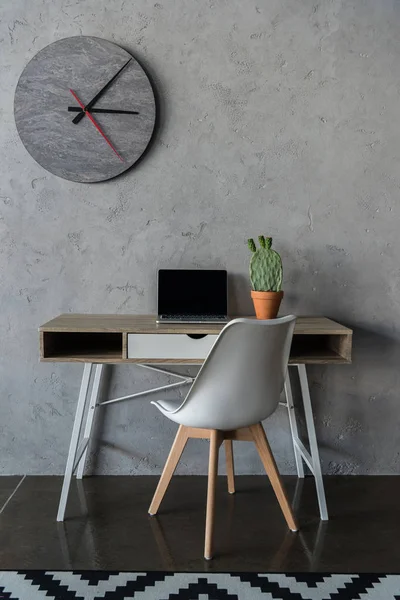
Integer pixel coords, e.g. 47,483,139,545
14,36,156,183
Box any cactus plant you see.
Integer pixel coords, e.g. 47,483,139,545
247,235,283,292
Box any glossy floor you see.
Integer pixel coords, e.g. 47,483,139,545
0,475,398,572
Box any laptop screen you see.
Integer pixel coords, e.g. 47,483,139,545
158,269,227,317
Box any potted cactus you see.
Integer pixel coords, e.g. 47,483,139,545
247,235,283,319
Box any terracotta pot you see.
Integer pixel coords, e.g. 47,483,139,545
251,290,284,320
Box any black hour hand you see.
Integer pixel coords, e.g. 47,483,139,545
68,107,139,115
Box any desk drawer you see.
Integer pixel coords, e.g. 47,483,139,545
127,334,218,360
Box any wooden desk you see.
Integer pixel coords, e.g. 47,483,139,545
39,314,352,523
40,314,352,364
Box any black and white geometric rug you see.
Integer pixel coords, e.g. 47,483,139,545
1,571,400,599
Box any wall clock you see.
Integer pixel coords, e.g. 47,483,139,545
14,36,156,183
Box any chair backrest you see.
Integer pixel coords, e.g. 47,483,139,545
173,316,296,431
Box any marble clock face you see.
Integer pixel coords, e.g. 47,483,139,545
14,36,156,183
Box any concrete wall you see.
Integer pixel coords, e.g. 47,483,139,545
1,0,400,476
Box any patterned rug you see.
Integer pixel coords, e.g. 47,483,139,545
0,571,399,599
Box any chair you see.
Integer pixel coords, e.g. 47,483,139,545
148,316,298,560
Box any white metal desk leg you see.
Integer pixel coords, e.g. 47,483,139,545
284,371,305,478
57,363,92,522
297,364,328,521
76,364,104,479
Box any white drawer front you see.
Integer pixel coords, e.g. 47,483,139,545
127,334,218,360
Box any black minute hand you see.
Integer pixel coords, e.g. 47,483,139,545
72,57,132,124
68,107,139,115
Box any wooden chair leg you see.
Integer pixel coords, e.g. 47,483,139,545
250,423,298,532
224,439,235,494
204,430,222,560
149,425,188,516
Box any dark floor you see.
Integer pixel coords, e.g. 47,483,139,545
0,475,399,572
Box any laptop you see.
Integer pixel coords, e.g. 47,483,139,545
157,269,228,323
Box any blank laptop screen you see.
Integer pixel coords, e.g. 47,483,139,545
158,269,227,317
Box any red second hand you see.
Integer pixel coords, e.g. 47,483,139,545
69,89,124,163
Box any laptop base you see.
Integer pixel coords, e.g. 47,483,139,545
157,316,229,324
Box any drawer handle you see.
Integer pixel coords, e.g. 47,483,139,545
186,334,208,340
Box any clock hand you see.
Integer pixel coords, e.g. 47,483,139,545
68,107,139,115
72,57,132,124
69,89,124,162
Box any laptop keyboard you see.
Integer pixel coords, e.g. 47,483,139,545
160,314,226,321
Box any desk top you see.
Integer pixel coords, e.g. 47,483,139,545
40,314,352,335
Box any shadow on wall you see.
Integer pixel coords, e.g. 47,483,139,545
228,272,254,317
89,367,114,476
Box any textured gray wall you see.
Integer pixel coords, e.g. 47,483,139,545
1,0,400,476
